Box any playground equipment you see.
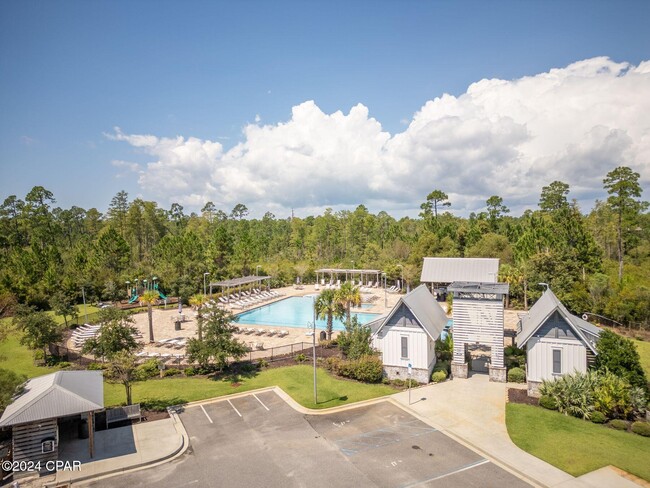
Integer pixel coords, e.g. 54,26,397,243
125,276,167,303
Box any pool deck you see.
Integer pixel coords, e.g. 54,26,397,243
66,285,406,363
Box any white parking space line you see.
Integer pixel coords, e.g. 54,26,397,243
227,399,242,417
200,405,213,424
404,459,490,487
253,393,270,411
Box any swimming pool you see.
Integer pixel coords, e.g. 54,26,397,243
236,296,380,331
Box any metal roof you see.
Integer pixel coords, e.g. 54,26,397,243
516,288,601,352
210,275,271,287
420,258,499,284
448,281,510,295
0,371,104,427
372,285,447,341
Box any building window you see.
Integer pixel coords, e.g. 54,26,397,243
401,336,409,359
552,349,562,375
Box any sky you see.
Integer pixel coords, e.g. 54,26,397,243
1,0,649,219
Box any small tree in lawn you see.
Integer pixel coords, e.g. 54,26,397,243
140,290,159,343
314,289,344,340
50,290,78,328
106,350,141,405
337,316,376,360
12,305,62,361
186,307,246,370
189,293,208,341
82,308,141,359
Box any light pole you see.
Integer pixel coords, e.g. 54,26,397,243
81,286,88,323
203,272,210,296
311,296,318,405
396,264,403,292
382,272,387,307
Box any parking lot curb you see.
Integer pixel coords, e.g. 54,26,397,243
60,410,190,487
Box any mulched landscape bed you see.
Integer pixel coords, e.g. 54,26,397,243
507,387,539,406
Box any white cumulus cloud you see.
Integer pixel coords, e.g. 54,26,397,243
108,57,650,216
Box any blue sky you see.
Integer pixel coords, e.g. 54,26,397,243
1,0,649,217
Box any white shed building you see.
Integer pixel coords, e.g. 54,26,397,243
370,285,448,383
516,288,601,396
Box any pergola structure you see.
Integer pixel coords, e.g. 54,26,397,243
209,275,272,300
315,268,382,287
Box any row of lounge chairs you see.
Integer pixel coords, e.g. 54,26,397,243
234,327,289,337
315,280,381,293
72,323,143,348
135,351,185,363
155,337,187,349
227,289,283,309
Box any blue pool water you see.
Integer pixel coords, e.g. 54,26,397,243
236,296,380,331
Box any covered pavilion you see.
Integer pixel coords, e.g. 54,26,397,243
314,268,382,287
209,275,272,300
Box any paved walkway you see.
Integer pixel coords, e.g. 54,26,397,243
391,374,643,488
53,410,187,485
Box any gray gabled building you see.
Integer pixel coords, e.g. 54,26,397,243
516,288,601,395
371,285,448,383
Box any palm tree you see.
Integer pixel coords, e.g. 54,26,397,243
140,290,159,343
335,282,361,323
189,293,208,341
314,289,344,340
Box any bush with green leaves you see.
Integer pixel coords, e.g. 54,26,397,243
608,419,628,430
136,359,161,378
507,367,526,383
337,316,376,360
539,395,558,410
593,371,634,419
184,367,197,376
435,333,453,361
257,358,269,369
595,329,648,392
431,370,447,383
631,421,650,437
163,368,182,377
295,353,307,363
0,368,26,414
539,371,597,419
590,411,607,424
87,362,107,370
348,355,383,382
433,360,450,374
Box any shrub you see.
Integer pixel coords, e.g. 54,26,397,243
539,371,596,419
608,419,628,431
350,355,383,383
590,411,607,424
337,317,375,360
391,379,406,387
295,353,307,363
507,367,526,383
141,398,182,412
163,368,182,377
437,350,452,361
539,395,558,410
431,370,447,383
87,362,107,370
136,359,160,378
257,358,269,369
239,362,257,373
433,360,450,374
33,350,45,361
56,361,72,369
593,371,633,419
595,330,648,392
324,356,342,374
631,421,650,437
184,367,197,376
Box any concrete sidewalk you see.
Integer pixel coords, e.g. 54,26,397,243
391,375,642,488
51,410,188,486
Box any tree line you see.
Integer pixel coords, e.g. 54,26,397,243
0,166,648,328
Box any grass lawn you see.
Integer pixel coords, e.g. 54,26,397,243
506,403,650,481
0,333,60,379
104,365,395,410
635,339,650,378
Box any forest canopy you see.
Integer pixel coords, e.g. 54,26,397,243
0,166,648,329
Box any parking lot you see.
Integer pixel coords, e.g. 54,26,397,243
87,391,531,488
